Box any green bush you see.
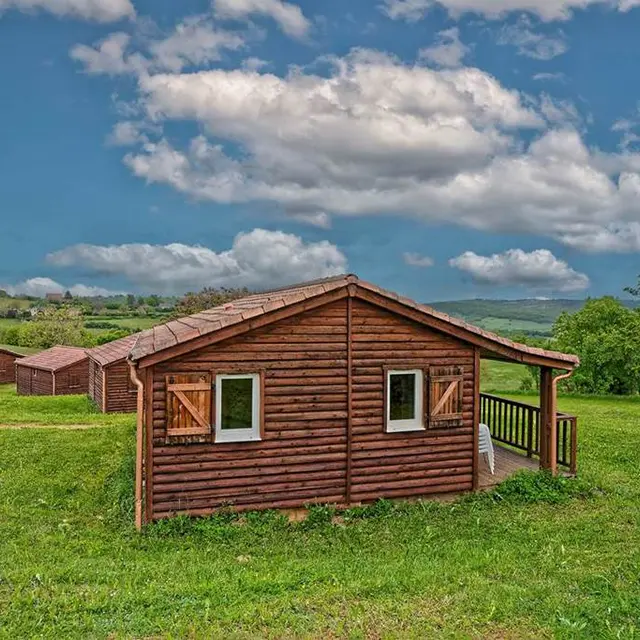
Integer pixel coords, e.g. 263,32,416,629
553,297,640,394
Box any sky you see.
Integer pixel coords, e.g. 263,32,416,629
1,0,640,301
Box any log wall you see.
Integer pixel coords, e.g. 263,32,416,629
16,365,53,395
349,299,475,501
146,297,477,521
0,351,21,384
88,359,104,410
104,361,137,413
150,300,349,520
53,360,90,395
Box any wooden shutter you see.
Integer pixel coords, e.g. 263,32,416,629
166,373,212,436
428,366,464,428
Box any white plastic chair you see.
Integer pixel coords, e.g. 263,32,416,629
478,423,495,474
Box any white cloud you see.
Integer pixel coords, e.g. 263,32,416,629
381,0,639,21
0,0,134,22
539,94,581,126
148,15,245,73
555,223,640,253
118,50,640,252
403,252,434,267
449,249,590,292
418,27,469,68
497,18,567,60
213,0,310,39
106,121,147,146
533,72,566,82
2,277,121,298
71,17,245,76
46,229,347,294
242,56,269,71
70,32,139,75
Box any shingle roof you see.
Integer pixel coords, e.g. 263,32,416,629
129,274,579,369
86,333,139,367
17,346,89,372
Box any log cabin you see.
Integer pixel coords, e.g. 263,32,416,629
128,275,579,527
16,346,89,396
87,334,139,413
0,347,24,384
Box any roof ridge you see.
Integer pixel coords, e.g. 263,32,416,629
254,273,356,296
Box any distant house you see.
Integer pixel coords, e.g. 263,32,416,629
0,347,24,384
128,274,579,526
16,346,89,396
45,292,64,302
87,334,139,413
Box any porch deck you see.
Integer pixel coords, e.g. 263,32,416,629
478,444,539,489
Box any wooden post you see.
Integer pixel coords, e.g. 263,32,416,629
345,294,353,504
472,349,480,490
539,366,557,474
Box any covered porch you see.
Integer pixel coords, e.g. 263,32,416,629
476,386,578,488
473,335,579,487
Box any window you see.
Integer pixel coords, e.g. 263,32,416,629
215,373,261,443
69,373,80,388
386,369,424,432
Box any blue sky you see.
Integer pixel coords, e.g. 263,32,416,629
1,0,640,301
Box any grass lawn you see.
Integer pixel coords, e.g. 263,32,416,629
2,388,640,637
0,384,133,426
477,317,552,335
0,343,41,356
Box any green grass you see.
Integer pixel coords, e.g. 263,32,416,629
0,317,21,329
481,360,531,393
1,390,640,637
0,384,134,426
477,316,552,335
87,315,166,330
0,343,41,356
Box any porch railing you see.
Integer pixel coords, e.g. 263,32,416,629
480,393,577,474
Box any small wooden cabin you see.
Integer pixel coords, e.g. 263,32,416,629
128,275,579,525
87,334,139,413
0,347,24,384
16,346,89,396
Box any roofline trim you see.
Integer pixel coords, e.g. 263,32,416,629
130,281,577,370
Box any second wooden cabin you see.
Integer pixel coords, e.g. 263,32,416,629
16,346,89,396
87,334,139,413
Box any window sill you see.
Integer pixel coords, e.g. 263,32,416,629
386,423,426,434
215,432,262,444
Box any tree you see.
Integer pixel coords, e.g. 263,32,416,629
553,297,640,394
64,290,73,300
174,287,251,317
19,307,94,349
146,295,161,308
126,294,137,308
624,276,640,297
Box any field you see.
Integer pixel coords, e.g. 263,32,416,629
0,343,40,355
1,378,640,638
477,317,552,335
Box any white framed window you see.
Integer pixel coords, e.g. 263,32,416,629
386,369,424,433
215,373,261,443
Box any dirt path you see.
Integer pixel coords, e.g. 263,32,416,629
0,423,107,430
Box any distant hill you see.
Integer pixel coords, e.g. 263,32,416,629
427,298,640,337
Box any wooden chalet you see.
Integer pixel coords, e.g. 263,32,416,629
0,347,24,384
87,334,139,413
16,346,89,396
128,275,579,528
